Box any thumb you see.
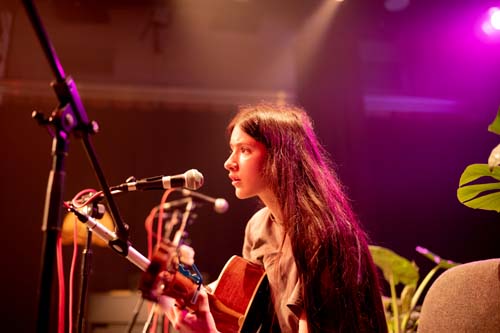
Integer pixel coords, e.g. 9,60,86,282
196,289,211,313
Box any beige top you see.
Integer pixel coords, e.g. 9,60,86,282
242,207,303,333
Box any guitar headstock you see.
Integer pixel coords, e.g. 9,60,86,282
139,240,203,311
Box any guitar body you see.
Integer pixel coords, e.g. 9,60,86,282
209,256,269,333
139,247,270,333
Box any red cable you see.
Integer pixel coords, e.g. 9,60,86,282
56,234,65,333
70,189,100,208
68,216,79,333
145,207,157,259
156,189,174,248
145,189,174,258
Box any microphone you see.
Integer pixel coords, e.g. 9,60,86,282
180,189,229,214
113,169,204,192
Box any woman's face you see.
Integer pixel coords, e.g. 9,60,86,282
224,125,271,200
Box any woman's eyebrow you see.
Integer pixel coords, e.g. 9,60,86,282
229,141,253,148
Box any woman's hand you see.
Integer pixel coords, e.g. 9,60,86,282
170,288,220,333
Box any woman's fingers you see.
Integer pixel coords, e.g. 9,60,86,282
169,290,219,333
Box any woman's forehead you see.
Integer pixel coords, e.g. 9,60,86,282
230,126,255,143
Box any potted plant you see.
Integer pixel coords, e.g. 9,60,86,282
458,107,500,211
369,246,458,333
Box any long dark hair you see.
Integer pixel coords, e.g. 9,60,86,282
228,103,387,333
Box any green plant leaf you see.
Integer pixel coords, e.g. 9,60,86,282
457,164,500,212
459,191,500,212
488,106,500,135
458,164,500,186
369,245,419,286
457,182,500,202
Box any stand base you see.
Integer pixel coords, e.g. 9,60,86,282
86,291,178,333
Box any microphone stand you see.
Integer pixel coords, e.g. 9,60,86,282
77,230,93,333
21,1,131,332
68,207,150,273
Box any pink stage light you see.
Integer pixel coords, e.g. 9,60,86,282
490,8,500,29
482,7,500,36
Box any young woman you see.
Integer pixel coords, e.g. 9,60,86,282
171,103,387,333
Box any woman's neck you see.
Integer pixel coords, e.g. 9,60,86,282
259,189,282,223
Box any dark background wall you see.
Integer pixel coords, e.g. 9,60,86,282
1,0,500,331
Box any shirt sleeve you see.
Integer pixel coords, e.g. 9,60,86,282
242,216,254,260
241,207,269,263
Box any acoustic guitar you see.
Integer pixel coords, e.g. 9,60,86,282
139,242,270,333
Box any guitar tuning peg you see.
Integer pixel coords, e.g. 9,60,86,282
178,244,195,266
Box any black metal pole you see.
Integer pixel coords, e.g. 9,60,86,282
76,231,93,333
37,133,68,333
21,0,66,82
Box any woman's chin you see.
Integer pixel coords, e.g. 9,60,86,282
234,190,253,200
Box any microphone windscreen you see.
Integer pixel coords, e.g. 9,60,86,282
214,198,229,214
185,169,204,190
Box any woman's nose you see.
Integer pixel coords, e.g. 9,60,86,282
224,156,237,171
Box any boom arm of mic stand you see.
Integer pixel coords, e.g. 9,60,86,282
22,0,130,252
71,209,150,272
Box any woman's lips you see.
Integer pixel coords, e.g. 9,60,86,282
229,175,241,186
